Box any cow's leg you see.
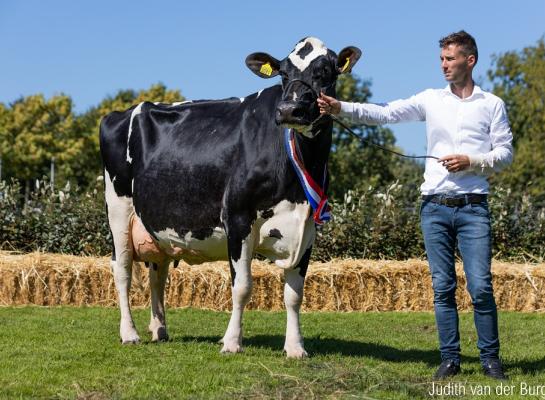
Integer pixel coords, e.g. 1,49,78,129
105,170,140,344
148,261,170,342
283,246,311,358
221,235,254,354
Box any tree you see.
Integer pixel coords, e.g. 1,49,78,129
488,38,545,200
0,83,185,189
328,74,423,200
0,94,86,189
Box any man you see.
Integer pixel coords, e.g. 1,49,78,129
318,31,512,380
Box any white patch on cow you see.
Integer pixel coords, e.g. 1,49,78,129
257,89,264,98
126,102,144,164
104,168,140,343
240,97,245,103
283,268,308,358
288,37,328,72
255,200,315,269
171,101,191,106
153,226,228,264
221,232,255,354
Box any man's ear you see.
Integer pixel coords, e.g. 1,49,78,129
337,46,362,74
245,52,281,79
467,54,476,68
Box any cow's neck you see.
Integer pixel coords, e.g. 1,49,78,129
292,121,332,185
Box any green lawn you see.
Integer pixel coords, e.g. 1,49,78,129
0,307,544,399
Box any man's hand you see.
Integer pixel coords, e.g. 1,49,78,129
317,92,341,115
439,154,470,173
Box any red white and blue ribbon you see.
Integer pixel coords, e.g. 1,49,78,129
284,128,331,225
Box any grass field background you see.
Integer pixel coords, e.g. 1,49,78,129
1,307,545,399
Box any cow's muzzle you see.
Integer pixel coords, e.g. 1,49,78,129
275,101,312,126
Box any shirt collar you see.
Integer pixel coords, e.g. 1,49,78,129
441,84,485,101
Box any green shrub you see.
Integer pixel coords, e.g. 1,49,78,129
313,182,424,261
0,178,111,255
1,180,543,261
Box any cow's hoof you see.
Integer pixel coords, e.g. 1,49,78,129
220,342,243,354
121,337,141,345
151,326,169,343
284,347,308,359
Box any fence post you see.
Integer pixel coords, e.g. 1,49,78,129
50,157,55,189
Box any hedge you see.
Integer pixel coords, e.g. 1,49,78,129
1,179,543,262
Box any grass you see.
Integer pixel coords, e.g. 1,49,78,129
0,307,545,399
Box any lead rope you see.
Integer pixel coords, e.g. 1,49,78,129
329,114,439,160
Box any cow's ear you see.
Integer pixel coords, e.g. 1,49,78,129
337,46,362,74
245,52,281,79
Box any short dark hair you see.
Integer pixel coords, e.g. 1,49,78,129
439,30,478,64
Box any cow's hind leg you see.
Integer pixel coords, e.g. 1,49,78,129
148,261,170,342
221,236,254,354
284,247,312,358
105,170,140,344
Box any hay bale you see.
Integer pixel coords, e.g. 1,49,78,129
1,251,544,311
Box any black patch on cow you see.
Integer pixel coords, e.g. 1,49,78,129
261,209,274,219
228,259,236,287
295,246,312,278
296,42,314,59
269,229,283,239
173,260,179,268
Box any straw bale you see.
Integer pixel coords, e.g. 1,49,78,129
1,251,545,311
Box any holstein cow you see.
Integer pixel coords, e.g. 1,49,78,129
100,37,361,358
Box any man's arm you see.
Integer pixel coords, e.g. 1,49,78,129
466,100,513,174
318,92,426,125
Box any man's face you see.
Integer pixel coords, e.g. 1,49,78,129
440,44,475,83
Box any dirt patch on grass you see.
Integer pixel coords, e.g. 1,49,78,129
1,251,544,311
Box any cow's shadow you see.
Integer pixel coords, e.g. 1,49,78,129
177,334,468,366
177,334,545,373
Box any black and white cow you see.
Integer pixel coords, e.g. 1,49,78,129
100,37,361,358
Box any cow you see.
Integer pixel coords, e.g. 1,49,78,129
99,37,361,358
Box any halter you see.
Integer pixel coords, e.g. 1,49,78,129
282,78,335,103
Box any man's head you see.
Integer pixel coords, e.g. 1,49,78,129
439,30,478,84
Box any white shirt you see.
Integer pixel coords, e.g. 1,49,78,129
340,85,513,195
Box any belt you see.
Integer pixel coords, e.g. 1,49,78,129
422,194,487,207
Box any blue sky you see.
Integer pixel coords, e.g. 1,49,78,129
1,0,543,155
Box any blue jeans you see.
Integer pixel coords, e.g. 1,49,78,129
420,196,499,364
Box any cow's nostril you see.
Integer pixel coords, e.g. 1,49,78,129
292,108,305,119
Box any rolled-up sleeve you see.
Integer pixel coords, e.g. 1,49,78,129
469,100,513,174
339,93,426,125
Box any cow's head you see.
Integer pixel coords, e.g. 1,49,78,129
246,37,361,137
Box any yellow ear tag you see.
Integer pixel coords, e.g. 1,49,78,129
260,62,273,76
341,57,350,72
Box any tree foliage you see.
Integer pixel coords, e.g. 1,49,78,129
488,38,545,200
0,83,184,188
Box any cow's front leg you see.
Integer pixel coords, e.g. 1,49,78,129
284,247,311,358
221,234,254,354
148,261,170,342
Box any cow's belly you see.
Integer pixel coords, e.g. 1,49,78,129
131,215,228,265
255,200,315,269
131,199,315,268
